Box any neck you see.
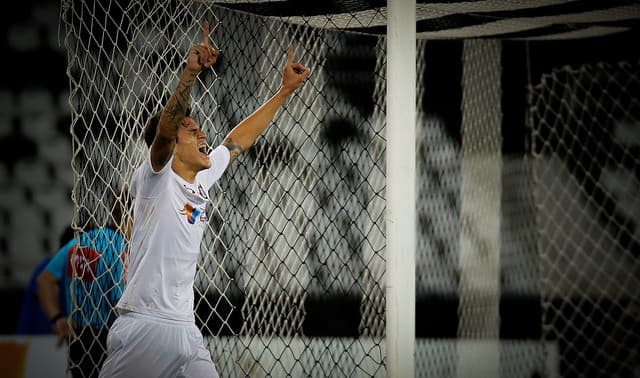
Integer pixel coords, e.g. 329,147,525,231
171,159,197,183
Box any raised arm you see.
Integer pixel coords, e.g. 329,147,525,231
223,45,310,165
150,21,219,171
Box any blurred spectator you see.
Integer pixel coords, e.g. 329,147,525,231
37,194,129,378
15,225,73,334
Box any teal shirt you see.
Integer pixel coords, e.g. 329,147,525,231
45,227,127,329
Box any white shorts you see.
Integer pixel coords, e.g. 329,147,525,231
98,311,219,378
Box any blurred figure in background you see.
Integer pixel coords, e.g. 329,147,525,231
37,193,129,378
16,225,73,335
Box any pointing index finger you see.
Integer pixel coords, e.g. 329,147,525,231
202,20,210,46
287,45,294,65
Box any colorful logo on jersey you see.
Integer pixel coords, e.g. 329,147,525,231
67,246,99,282
179,203,202,224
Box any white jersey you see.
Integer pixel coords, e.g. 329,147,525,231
117,145,230,321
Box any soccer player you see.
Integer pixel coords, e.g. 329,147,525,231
98,21,310,377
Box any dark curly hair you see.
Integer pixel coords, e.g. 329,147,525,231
143,107,192,147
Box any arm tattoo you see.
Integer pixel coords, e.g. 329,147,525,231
223,137,243,165
165,78,194,124
151,77,195,170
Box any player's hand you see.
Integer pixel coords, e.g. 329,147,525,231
281,45,310,94
52,316,74,347
185,20,220,74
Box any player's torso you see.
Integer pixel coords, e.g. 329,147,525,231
65,228,125,327
123,168,210,319
151,172,209,253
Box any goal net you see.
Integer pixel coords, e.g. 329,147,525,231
59,0,639,377
530,61,640,377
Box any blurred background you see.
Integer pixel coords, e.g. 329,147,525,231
0,1,639,377
0,0,72,326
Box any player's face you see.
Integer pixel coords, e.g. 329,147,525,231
174,117,211,172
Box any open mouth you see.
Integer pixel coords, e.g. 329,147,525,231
198,143,210,156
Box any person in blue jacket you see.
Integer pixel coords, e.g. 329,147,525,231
37,199,129,378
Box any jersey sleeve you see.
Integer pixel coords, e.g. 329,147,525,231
131,149,173,200
198,145,231,190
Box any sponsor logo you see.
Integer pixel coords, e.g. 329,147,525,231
67,246,100,282
179,203,203,224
